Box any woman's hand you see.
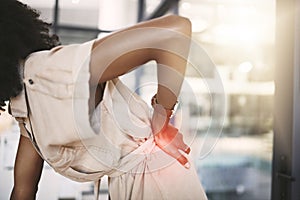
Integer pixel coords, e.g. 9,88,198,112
151,104,191,169
154,125,191,168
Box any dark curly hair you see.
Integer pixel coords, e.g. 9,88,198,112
0,0,60,113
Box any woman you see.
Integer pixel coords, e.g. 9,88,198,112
0,0,207,199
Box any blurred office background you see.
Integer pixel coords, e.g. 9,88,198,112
1,0,299,200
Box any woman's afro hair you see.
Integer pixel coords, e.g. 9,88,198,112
0,0,60,110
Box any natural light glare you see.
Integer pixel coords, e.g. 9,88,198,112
212,24,261,45
190,3,275,46
71,0,80,4
181,2,191,10
238,62,254,73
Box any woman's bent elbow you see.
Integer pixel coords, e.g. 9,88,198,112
164,15,192,36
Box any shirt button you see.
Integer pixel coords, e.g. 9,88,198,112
28,79,34,85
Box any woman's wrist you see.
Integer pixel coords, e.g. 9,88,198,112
151,94,177,118
151,94,178,135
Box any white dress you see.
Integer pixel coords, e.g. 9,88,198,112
10,39,208,200
90,78,208,200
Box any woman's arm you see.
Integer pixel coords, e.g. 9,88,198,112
90,15,192,167
10,135,44,200
90,14,191,109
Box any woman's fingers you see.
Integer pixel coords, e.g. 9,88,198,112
183,146,191,154
162,148,190,169
186,147,191,154
177,140,191,154
163,143,190,168
173,131,190,154
176,152,190,169
170,140,190,168
153,124,191,168
155,130,190,168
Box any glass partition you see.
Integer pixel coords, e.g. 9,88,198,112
179,0,275,199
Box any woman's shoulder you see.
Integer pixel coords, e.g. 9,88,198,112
24,39,96,69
